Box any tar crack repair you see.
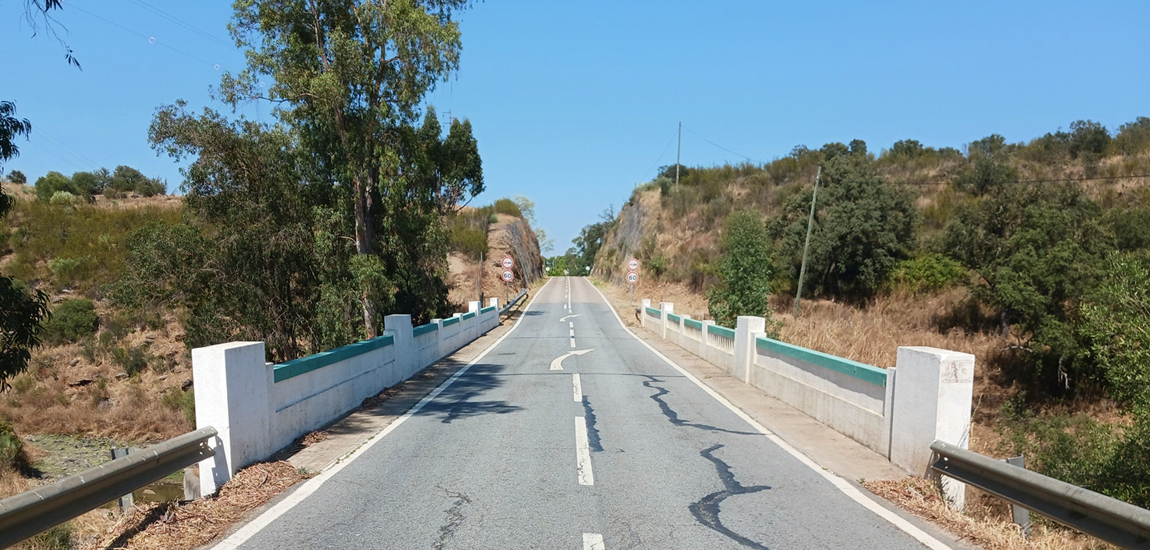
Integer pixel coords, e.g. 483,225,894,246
689,444,772,550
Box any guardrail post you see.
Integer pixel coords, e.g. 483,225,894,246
192,341,270,497
890,346,975,509
659,302,674,339
700,320,714,356
735,316,766,383
489,297,500,310
640,299,651,328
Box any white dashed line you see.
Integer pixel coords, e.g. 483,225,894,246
582,532,605,550
575,417,595,485
572,373,582,402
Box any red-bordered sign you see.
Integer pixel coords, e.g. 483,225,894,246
501,256,514,269
627,258,640,272
501,270,514,282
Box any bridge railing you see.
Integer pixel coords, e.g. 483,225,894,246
0,427,217,548
193,298,504,496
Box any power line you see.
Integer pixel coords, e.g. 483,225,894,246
682,126,764,165
69,4,220,68
123,0,238,52
34,128,102,168
25,138,84,171
644,128,676,182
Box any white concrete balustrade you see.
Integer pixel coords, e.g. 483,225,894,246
193,300,503,496
640,300,975,508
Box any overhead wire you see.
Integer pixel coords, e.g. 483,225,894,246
68,3,220,68
682,126,765,165
639,130,678,183
123,0,239,52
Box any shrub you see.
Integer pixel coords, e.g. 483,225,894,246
111,345,149,376
162,387,196,424
48,191,80,205
707,211,778,331
7,170,26,184
885,254,966,294
34,171,82,201
1078,252,1150,408
492,198,522,218
47,257,81,287
487,213,498,224
42,298,98,345
0,416,28,471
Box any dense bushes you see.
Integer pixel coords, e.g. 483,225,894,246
707,211,777,331
32,165,165,201
41,298,98,344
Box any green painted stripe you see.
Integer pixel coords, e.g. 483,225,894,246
274,334,395,383
480,306,496,313
462,311,476,320
667,313,681,323
707,324,736,339
442,316,461,327
645,307,661,317
412,323,438,337
684,318,703,330
756,337,887,387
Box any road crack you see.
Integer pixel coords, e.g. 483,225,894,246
581,396,604,452
642,376,759,435
689,444,772,550
433,485,472,550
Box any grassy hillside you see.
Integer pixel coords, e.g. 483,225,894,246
587,117,1150,512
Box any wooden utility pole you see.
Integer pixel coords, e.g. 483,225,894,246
675,122,682,186
793,166,821,319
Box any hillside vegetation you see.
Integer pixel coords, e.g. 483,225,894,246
581,117,1150,509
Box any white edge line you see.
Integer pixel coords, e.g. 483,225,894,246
583,277,953,550
573,373,582,403
211,278,555,550
574,416,594,486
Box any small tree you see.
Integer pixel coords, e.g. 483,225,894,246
34,171,79,201
1078,252,1150,409
707,210,777,330
8,170,26,184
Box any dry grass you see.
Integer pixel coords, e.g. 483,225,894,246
864,478,1114,550
89,461,307,550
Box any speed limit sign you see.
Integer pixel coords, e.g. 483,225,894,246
628,258,640,272
501,270,514,282
626,272,639,284
501,256,514,269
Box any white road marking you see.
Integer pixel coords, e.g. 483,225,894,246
550,348,593,371
570,337,576,348
573,373,582,402
575,417,595,485
583,532,605,550
583,278,956,550
569,322,574,329
209,279,556,550
559,314,581,322
569,329,575,337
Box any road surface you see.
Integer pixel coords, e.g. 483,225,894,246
217,277,946,549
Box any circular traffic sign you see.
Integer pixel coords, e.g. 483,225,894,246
626,272,639,284
501,270,514,282
628,258,640,272
501,256,514,269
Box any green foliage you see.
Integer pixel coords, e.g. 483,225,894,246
943,181,1109,395
707,211,777,331
48,190,80,205
111,345,149,377
108,165,165,197
28,522,73,550
0,416,28,471
8,169,26,184
446,207,490,260
41,298,97,345
886,254,966,294
492,198,523,218
1077,252,1150,408
0,191,50,390
162,387,196,424
771,154,917,300
34,171,82,200
571,207,616,274
1106,207,1150,252
1115,117,1150,155
546,255,571,276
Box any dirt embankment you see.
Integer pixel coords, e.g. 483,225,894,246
447,213,544,308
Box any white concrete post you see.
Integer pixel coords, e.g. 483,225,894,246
468,301,480,313
489,297,500,310
700,320,715,356
679,314,691,347
734,316,766,383
640,299,651,329
383,314,413,377
193,341,270,497
659,302,674,339
889,346,975,509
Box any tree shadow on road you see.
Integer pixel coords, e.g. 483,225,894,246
417,363,523,423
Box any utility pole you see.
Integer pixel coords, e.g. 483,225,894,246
477,251,484,304
793,165,821,319
675,122,681,186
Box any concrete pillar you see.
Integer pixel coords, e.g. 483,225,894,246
889,346,975,509
640,299,651,329
659,302,674,339
192,341,270,497
468,301,480,313
734,316,766,383
700,320,715,356
489,297,500,310
384,314,413,377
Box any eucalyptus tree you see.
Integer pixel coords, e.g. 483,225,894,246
218,0,476,338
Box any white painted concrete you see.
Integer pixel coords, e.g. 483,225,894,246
194,305,502,496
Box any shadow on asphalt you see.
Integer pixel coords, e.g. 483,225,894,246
417,362,523,423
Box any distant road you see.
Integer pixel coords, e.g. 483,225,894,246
218,277,946,549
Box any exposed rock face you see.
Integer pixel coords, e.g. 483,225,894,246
446,213,544,309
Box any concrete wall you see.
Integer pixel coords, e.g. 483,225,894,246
194,305,502,496
639,300,974,505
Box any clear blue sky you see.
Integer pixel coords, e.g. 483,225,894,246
4,1,1149,250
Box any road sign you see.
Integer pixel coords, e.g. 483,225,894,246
626,272,639,284
502,256,514,269
501,270,514,282
628,258,640,272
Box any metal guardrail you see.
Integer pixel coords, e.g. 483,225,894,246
501,289,527,313
0,426,217,548
931,440,1150,549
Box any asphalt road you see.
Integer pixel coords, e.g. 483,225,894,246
221,277,941,550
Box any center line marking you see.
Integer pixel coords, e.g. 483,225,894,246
570,337,576,348
569,321,574,329
569,329,575,337
582,533,605,550
575,417,595,485
572,373,582,402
